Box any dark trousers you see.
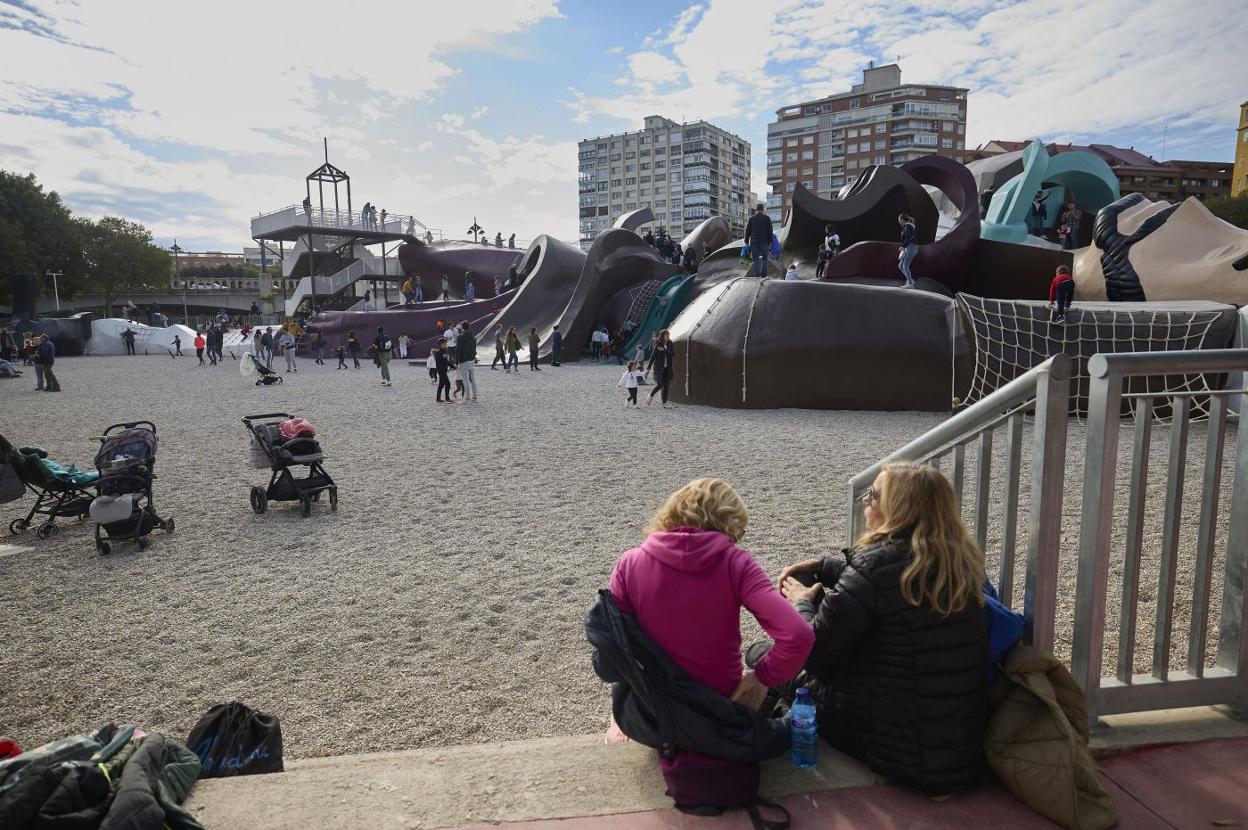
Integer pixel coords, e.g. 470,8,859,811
591,342,601,361
350,350,360,368
529,351,539,370
196,348,204,364
627,387,638,404
552,346,561,366
649,368,672,403
1052,281,1075,320
124,341,135,355
436,371,451,399
492,346,505,368
42,365,61,391
337,354,347,368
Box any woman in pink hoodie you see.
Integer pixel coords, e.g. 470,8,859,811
609,477,814,717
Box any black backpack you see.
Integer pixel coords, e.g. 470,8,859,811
187,702,283,777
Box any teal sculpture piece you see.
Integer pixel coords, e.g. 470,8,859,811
981,140,1120,243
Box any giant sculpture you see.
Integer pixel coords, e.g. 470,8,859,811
1073,194,1248,304
396,239,523,301
981,140,1119,242
6,273,92,356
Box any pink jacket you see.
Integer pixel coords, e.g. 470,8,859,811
609,528,814,698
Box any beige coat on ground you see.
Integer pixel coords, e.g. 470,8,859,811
985,644,1119,830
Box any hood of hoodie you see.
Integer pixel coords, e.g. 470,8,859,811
640,527,736,573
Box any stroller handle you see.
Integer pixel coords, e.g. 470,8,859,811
241,413,294,427
101,421,157,438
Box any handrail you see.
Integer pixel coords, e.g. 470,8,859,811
1087,348,1248,377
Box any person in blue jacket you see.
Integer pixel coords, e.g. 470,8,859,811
37,334,61,392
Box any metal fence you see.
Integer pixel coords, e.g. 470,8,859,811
1072,349,1248,720
848,348,1248,721
847,354,1071,651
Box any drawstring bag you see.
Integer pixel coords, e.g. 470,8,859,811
187,702,283,777
661,751,790,829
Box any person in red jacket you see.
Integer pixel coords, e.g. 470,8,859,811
1048,265,1075,323
607,478,813,749
193,331,206,365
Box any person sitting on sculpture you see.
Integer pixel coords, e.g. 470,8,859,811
1029,191,1049,237
768,461,988,794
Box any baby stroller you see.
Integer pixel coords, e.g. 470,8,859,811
242,413,337,517
1,434,96,539
246,352,283,385
91,421,173,555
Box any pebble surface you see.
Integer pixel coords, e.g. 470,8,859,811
0,352,1233,757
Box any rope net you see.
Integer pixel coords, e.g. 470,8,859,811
958,295,1227,419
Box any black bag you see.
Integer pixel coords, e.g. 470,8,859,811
187,702,283,777
661,753,790,829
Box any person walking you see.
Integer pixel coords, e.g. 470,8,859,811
618,361,645,406
443,321,459,352
527,327,542,371
551,324,563,366
646,329,674,408
897,213,918,288
313,332,326,365
590,328,603,362
194,331,206,365
373,326,393,386
815,244,829,279
465,274,476,301
335,343,347,369
37,334,60,392
413,276,424,303
745,203,773,279
491,329,506,370
27,334,44,390
433,337,453,403
440,274,451,301
504,326,521,374
251,329,264,361
456,320,479,402
347,330,362,368
398,333,411,359
401,277,415,305
493,274,502,297
173,334,183,357
260,327,274,365
279,328,297,373
122,327,136,355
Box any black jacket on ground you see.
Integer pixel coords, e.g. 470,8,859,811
586,590,789,763
745,213,773,246
793,535,987,793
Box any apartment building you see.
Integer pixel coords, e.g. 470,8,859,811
1234,100,1248,197
764,64,968,221
972,141,1235,202
577,115,752,250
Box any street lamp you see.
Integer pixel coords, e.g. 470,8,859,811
170,241,185,325
44,270,63,311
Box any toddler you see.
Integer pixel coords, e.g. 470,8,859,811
618,361,646,405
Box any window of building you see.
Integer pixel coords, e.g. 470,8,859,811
656,160,666,168
849,98,860,109
940,92,951,101
957,124,965,134
786,138,798,147
802,166,814,175
670,132,681,142
611,141,621,149
942,121,953,131
626,164,636,172
641,135,651,144
641,162,650,170
804,106,816,115
941,138,953,148
670,172,681,181
786,182,797,191
874,140,885,150
627,190,637,199
625,203,636,210
820,103,832,113
875,124,886,134
875,155,886,165
847,128,858,138
625,152,636,159
847,159,859,169
610,178,621,187
654,147,666,155
801,150,814,160
846,144,858,154
640,175,650,183
624,177,636,185
610,153,621,162
786,152,798,161
802,135,814,144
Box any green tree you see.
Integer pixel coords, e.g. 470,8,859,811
83,216,171,316
0,170,89,304
1205,194,1248,230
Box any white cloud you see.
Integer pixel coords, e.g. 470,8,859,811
470,106,492,119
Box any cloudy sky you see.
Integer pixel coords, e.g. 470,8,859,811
3,0,1244,251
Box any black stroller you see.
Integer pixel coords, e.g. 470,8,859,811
242,413,337,517
91,421,173,555
248,353,282,385
1,434,95,539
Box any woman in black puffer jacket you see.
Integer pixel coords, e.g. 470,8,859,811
777,460,988,794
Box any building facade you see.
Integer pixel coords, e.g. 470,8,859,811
577,115,751,249
1234,100,1248,197
764,64,968,222
971,141,1235,202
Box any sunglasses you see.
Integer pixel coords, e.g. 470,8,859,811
862,485,880,505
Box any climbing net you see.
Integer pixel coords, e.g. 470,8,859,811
958,295,1229,419
624,280,661,327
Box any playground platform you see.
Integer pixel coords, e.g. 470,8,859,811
185,705,1248,829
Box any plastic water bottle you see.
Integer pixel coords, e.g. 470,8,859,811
790,687,818,768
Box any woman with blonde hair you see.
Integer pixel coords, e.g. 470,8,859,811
607,477,813,718
776,460,988,793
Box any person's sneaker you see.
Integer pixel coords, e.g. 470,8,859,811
647,396,654,406
472,397,478,402
744,640,773,669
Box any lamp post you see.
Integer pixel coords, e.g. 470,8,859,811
44,270,63,311
171,241,185,324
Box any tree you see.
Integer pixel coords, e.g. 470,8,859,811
1205,194,1248,230
0,170,89,304
83,216,171,317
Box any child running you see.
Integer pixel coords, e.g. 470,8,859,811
618,361,646,406
427,346,439,384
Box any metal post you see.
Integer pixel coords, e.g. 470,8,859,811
1024,355,1071,653
171,241,185,324
1071,357,1124,720
44,271,63,310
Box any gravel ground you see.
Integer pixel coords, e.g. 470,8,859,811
0,353,1237,758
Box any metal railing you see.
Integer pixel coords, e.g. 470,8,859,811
251,204,443,241
1072,349,1248,721
847,355,1072,651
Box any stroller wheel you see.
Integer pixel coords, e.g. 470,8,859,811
250,486,268,515
9,518,28,535
300,497,312,518
97,541,112,556
255,379,263,386
36,522,58,540
163,517,176,534
329,489,338,512
277,376,284,384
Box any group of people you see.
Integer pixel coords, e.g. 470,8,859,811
250,326,299,372
1030,192,1084,250
427,321,478,401
0,330,59,390
190,325,228,366
599,462,1008,795
641,228,713,273
615,328,674,407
